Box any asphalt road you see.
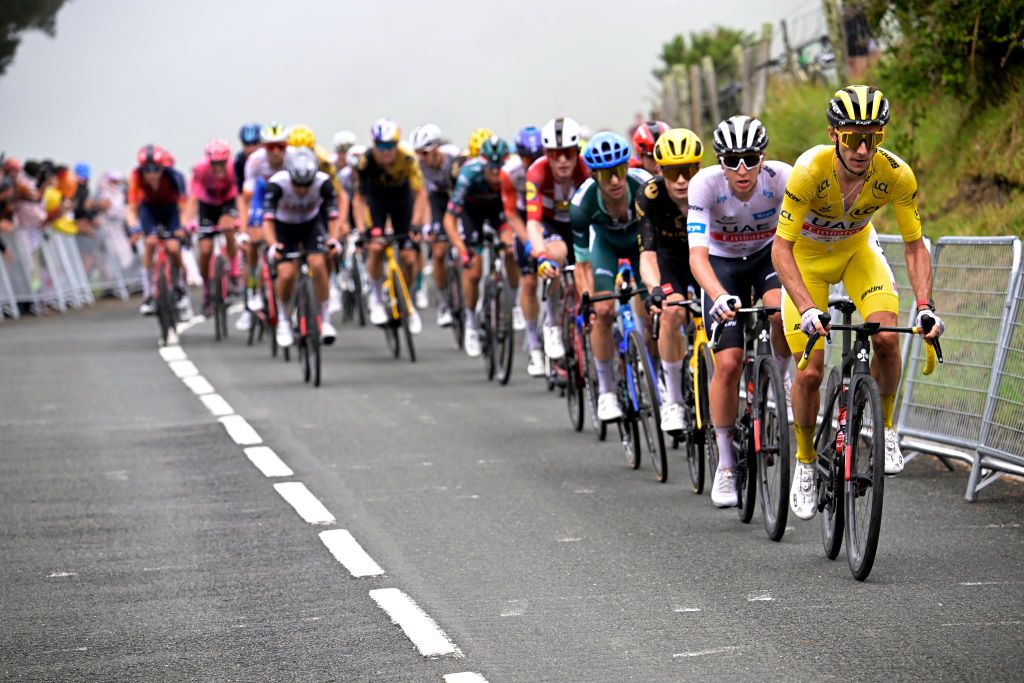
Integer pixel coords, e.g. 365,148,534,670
2,298,1022,682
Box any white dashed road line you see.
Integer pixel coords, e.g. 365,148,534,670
182,374,215,395
167,359,199,378
273,482,337,525
199,393,234,417
673,646,740,658
369,588,463,658
219,414,263,445
444,673,489,682
244,446,294,477
158,345,187,362
319,529,385,577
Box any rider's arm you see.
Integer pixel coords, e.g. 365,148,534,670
442,211,467,255
524,165,546,254
262,181,282,245
635,185,661,292
500,171,527,243
335,185,350,236
771,166,816,313
412,186,429,227
892,164,932,311
684,174,727,299
321,180,341,241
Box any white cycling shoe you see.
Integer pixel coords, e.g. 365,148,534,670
660,402,684,433
543,325,565,360
711,468,738,508
464,327,482,357
415,287,429,310
527,349,546,377
321,320,337,345
437,305,453,328
408,310,423,335
368,299,388,326
235,309,252,332
139,297,156,316
597,392,623,422
276,319,294,348
512,305,526,331
176,294,193,322
790,460,817,520
884,428,904,475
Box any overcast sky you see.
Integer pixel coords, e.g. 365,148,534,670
0,0,814,176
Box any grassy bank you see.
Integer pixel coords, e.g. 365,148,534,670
755,78,1024,239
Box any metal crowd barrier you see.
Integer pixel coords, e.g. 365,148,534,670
896,236,1023,499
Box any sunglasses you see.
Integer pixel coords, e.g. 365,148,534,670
375,141,398,151
838,130,885,150
719,153,762,171
661,163,701,182
595,165,628,183
266,143,287,152
546,147,578,161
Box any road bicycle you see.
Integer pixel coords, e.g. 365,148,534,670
339,232,367,327
246,245,283,361
204,229,232,342
151,225,180,346
800,294,942,580
580,262,666,482
541,265,586,431
477,225,515,384
376,233,416,363
444,245,465,350
279,251,322,387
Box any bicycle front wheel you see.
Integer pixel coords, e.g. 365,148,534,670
845,374,885,581
563,307,585,431
495,280,515,385
583,334,607,441
305,277,321,386
697,343,717,485
816,367,844,560
447,260,464,350
756,358,790,541
627,330,667,482
682,365,705,493
213,255,228,341
393,270,415,363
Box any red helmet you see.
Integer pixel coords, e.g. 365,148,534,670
632,120,670,156
137,144,167,171
205,138,231,163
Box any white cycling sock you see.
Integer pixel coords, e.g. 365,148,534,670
544,292,560,326
369,278,383,303
716,427,735,470
662,359,684,404
596,358,615,394
141,266,151,299
320,300,330,322
525,320,540,351
465,309,477,328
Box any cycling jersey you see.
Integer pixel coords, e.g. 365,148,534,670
525,157,590,224
420,144,460,195
447,160,503,217
264,170,338,225
129,167,185,207
776,144,921,248
243,148,286,195
685,160,792,258
232,150,249,193
635,176,695,296
190,159,237,206
499,154,528,215
353,144,424,195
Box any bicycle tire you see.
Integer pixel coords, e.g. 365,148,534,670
447,260,464,350
305,277,321,386
213,255,228,341
352,258,367,327
394,269,415,363
495,280,515,385
816,367,844,560
156,265,176,345
481,280,496,379
297,285,310,384
619,354,642,470
697,343,717,485
736,416,757,524
582,333,607,441
845,374,885,581
682,365,705,493
563,308,585,431
755,357,790,541
627,330,667,482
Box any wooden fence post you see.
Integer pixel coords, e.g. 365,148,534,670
752,22,773,116
733,44,751,114
689,63,702,133
672,64,690,129
700,55,721,128
780,19,797,77
822,0,848,83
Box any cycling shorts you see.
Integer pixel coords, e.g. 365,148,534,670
589,226,640,294
701,243,780,351
197,200,239,237
781,233,899,354
275,218,326,255
512,209,534,274
460,205,505,248
540,217,575,267
139,203,181,240
365,187,415,250
427,191,449,240
656,246,695,299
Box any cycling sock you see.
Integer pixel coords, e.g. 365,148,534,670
716,427,735,469
794,424,815,463
882,393,896,429
596,358,615,394
320,300,330,322
525,320,540,351
415,270,423,290
141,267,151,299
662,360,684,404
544,293,560,325
465,309,477,328
369,278,383,303
246,267,258,291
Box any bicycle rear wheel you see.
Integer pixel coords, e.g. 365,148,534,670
682,365,705,493
481,281,496,380
495,280,514,385
583,334,607,441
756,358,790,541
563,309,585,431
213,255,228,341
736,419,757,523
447,259,464,349
305,277,321,386
697,344,717,484
627,330,667,482
156,266,176,345
845,374,885,581
816,368,844,560
394,270,416,363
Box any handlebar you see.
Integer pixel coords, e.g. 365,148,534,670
796,313,944,373
651,299,697,342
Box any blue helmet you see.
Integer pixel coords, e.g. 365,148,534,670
583,132,631,169
74,162,90,180
239,122,261,145
515,126,543,156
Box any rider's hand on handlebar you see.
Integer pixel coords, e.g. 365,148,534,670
459,248,474,268
915,308,945,340
800,307,828,337
327,238,343,255
267,242,284,262
710,293,740,322
537,254,559,279
647,285,667,314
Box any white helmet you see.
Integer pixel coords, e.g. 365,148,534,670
346,144,367,167
412,124,443,151
332,130,357,151
541,116,582,150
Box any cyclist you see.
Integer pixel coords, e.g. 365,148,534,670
237,122,289,331
234,123,261,194
127,144,192,319
353,118,428,334
686,115,792,507
773,85,944,520
501,125,545,375
443,136,512,357
630,120,670,176
526,116,591,363
332,130,357,174
635,128,703,434
413,123,461,326
184,139,239,317
264,147,341,347
287,124,349,227
568,132,652,421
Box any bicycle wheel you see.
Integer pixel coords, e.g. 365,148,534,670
393,269,416,363
352,258,367,327
447,260,464,349
156,266,176,345
697,344,717,483
305,277,321,386
682,365,705,493
481,281,496,380
755,358,790,541
618,355,642,470
627,330,667,482
213,255,228,341
845,374,885,581
495,280,515,385
816,367,844,560
736,417,757,523
583,334,607,441
563,309,585,431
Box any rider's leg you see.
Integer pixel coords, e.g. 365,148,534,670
520,272,540,350
591,298,616,393
709,346,743,468
762,287,791,374
659,294,689,405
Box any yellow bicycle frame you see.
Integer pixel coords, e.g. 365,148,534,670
381,242,414,321
690,311,715,430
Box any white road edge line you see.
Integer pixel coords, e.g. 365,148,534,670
319,529,385,577
176,315,206,334
672,646,740,658
369,588,463,658
199,393,234,417
181,375,215,395
219,415,263,445
444,673,488,682
167,359,199,378
159,346,187,362
244,446,294,477
273,482,336,525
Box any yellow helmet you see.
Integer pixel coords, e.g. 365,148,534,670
827,84,890,128
468,127,495,157
653,128,703,166
287,124,316,149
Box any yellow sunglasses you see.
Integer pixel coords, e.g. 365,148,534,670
838,130,885,150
